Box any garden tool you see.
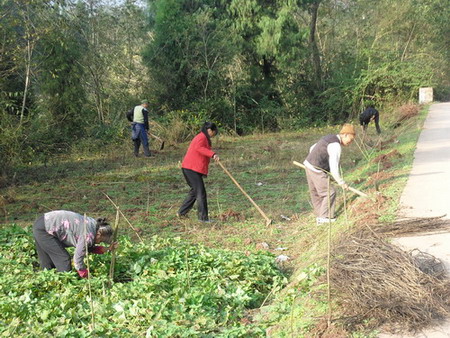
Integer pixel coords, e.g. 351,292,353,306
293,161,372,200
148,132,165,150
218,160,273,226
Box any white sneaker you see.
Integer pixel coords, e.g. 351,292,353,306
316,217,336,225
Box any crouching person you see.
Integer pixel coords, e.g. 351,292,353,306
33,210,118,278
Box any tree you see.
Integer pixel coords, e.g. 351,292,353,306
143,0,239,123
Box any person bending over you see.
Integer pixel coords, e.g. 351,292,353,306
303,124,356,224
359,105,381,135
33,210,117,278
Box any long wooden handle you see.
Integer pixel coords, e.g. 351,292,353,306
292,161,369,199
108,208,120,285
148,132,163,142
148,132,165,150
218,161,272,225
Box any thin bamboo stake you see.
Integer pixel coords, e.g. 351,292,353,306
217,160,272,225
83,213,96,332
326,176,332,328
108,208,120,285
292,161,370,199
103,193,144,243
340,166,349,224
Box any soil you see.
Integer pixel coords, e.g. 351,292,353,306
372,149,402,170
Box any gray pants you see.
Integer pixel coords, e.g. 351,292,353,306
305,168,336,218
33,215,71,272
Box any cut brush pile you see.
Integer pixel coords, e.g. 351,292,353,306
330,225,450,333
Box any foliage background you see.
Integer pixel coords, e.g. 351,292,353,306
1,0,449,178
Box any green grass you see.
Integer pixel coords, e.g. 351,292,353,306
0,104,430,336
261,104,430,336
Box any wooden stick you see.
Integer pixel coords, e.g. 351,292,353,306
292,161,370,199
108,208,120,285
83,213,96,332
149,132,162,142
103,193,144,242
217,161,272,225
148,132,165,150
326,176,332,328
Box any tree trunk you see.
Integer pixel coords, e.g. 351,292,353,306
20,37,32,125
309,0,322,91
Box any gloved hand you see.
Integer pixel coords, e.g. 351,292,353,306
91,246,107,254
77,269,89,278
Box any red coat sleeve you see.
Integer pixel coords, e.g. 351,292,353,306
181,133,216,175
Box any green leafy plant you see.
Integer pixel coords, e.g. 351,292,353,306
0,226,287,336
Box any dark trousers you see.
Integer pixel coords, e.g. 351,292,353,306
178,168,209,221
33,215,71,272
132,123,151,156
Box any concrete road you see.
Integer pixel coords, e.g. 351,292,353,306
399,102,450,219
380,102,450,338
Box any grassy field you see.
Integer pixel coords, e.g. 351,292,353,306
0,104,428,336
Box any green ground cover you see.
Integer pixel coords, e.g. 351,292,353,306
0,104,428,336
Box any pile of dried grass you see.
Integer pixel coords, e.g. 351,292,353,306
393,104,420,128
371,216,450,237
330,229,450,332
397,104,420,121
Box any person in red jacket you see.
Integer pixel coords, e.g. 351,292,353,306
178,122,219,222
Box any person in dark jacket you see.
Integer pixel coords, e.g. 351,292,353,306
303,124,355,224
33,210,118,278
359,105,381,134
178,122,219,222
131,99,152,157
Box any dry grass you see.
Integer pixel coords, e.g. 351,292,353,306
330,224,450,333
218,209,246,222
392,103,420,128
370,216,450,237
